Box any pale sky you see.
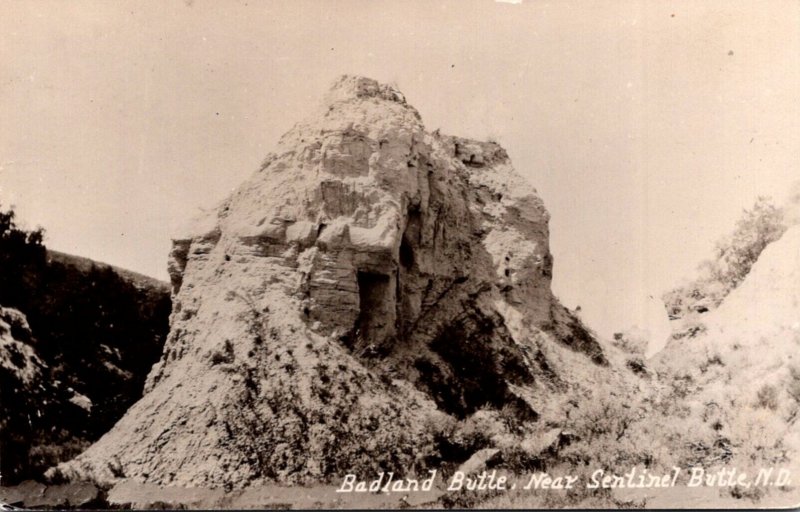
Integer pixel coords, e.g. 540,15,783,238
1,0,798,339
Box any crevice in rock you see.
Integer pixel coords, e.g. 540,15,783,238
395,205,423,337
353,271,394,353
399,235,415,269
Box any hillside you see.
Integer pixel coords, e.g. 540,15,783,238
0,229,171,483
649,225,800,502
47,250,169,295
662,196,788,341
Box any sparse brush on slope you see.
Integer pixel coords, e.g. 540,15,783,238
652,225,800,503
663,196,787,336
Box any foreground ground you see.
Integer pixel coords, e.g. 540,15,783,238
2,473,798,510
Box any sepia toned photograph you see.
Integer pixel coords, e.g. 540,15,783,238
1,0,798,509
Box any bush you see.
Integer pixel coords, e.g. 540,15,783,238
0,205,47,308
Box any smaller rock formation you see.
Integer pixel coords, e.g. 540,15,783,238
653,226,800,481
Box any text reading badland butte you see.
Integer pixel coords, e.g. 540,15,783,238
336,467,793,494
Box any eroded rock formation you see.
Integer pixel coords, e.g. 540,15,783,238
54,76,613,489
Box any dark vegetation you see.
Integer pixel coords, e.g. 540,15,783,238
0,205,171,483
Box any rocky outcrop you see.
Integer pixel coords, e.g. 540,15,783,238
54,76,613,489
0,307,46,399
661,197,789,343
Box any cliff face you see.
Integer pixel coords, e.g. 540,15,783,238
55,76,612,489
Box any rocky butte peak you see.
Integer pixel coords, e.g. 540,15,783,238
323,75,410,105
53,76,615,489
